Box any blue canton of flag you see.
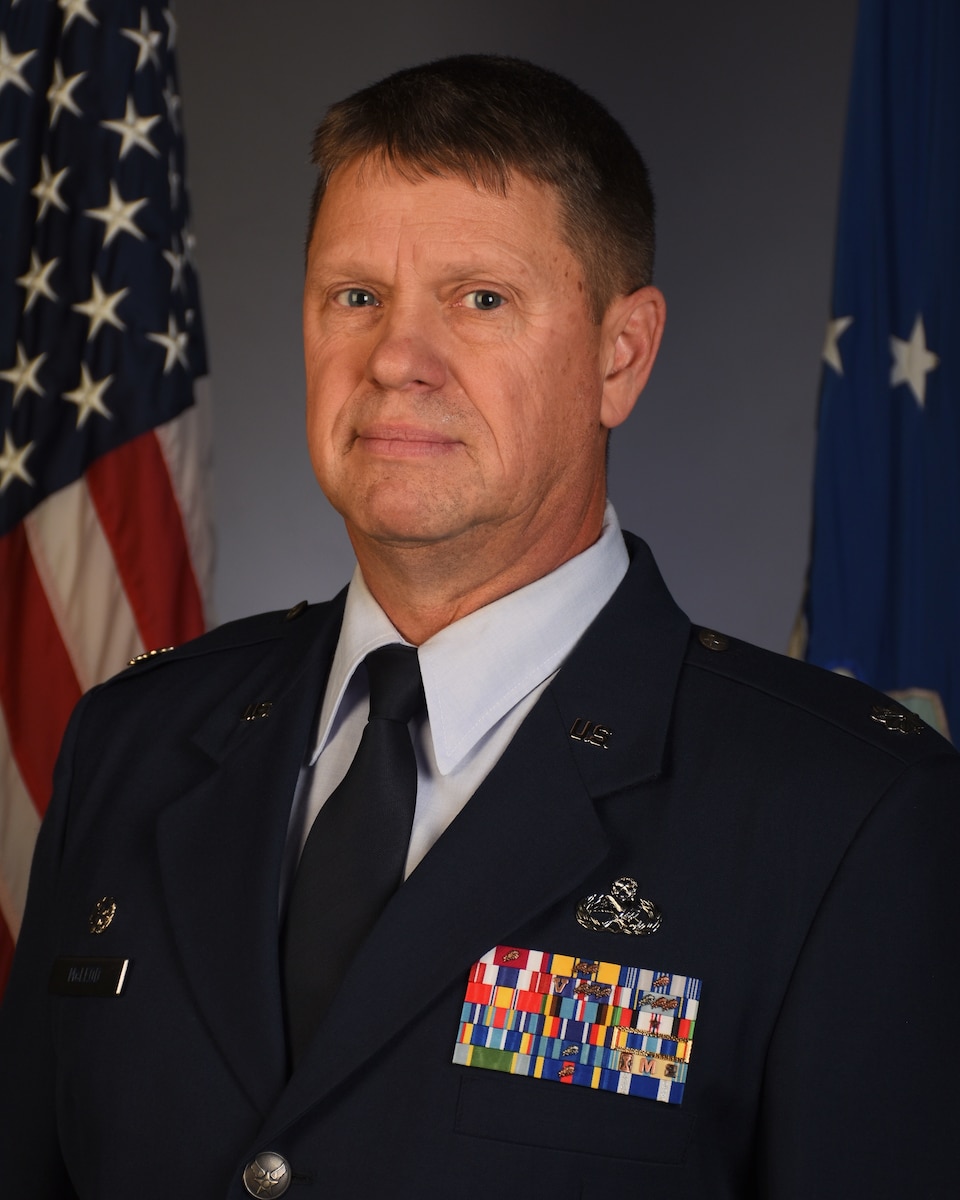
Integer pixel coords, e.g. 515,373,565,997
0,0,206,531
802,0,960,740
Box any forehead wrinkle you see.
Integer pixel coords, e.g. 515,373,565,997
311,166,581,297
316,223,548,293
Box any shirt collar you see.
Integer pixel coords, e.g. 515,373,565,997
311,502,628,774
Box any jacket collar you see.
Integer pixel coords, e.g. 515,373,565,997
551,531,689,795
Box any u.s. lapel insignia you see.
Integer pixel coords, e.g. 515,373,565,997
454,945,701,1105
569,717,613,749
576,876,662,936
241,701,273,721
89,896,117,934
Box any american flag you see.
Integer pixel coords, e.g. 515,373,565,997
0,0,212,991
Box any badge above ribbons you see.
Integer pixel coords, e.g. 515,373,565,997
453,945,701,1105
576,876,662,935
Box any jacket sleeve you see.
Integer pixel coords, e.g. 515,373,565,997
0,692,90,1198
756,751,960,1197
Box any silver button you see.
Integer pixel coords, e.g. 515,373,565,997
243,1152,291,1197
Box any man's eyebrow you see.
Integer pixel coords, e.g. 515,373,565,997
308,253,540,285
437,257,536,279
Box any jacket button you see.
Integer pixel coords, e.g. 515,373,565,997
698,628,729,652
243,1152,291,1196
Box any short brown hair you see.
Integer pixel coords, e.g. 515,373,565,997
307,55,655,321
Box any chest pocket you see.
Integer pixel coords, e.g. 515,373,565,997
454,1068,695,1164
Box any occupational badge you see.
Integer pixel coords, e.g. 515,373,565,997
575,876,662,936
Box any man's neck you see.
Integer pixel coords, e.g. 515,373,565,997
347,502,606,645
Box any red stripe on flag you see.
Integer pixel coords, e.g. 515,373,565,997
0,525,82,813
86,431,206,649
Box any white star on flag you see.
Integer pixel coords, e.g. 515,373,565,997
822,315,853,375
31,156,69,221
163,6,177,49
101,96,161,160
58,0,99,33
0,33,35,97
15,251,59,312
183,228,197,265
167,150,181,208
63,364,114,428
0,139,17,184
0,431,35,493
121,9,163,73
0,343,47,405
163,235,187,292
84,181,147,246
890,313,939,408
163,81,182,133
72,276,129,340
47,62,86,127
148,314,190,373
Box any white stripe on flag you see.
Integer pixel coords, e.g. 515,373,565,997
154,380,215,615
24,480,143,691
0,707,41,940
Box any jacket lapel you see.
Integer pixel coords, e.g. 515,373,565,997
259,534,691,1137
260,685,610,1136
155,602,343,1111
550,532,690,796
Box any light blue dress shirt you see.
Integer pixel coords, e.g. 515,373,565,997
286,504,628,885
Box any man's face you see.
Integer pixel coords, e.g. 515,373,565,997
303,159,641,579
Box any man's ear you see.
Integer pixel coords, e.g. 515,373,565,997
599,286,666,429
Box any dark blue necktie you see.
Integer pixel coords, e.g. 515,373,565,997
282,644,424,1066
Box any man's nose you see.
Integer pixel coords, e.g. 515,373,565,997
364,300,448,392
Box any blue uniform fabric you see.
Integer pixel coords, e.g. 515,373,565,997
1,534,958,1197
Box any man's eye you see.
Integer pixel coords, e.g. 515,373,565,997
463,290,505,310
335,288,379,307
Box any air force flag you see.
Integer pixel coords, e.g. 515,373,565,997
802,0,960,741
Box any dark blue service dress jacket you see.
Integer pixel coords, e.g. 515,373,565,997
1,534,958,1198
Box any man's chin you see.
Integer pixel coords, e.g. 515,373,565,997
346,508,476,553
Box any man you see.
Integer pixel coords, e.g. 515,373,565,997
1,55,957,1198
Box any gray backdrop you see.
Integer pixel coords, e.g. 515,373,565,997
176,0,858,652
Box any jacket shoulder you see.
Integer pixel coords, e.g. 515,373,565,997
683,625,955,766
109,595,344,685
